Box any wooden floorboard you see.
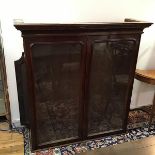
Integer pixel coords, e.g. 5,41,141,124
0,130,24,155
78,136,155,155
1,121,155,155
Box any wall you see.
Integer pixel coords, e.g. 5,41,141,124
0,0,155,124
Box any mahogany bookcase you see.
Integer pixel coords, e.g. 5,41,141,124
14,19,152,151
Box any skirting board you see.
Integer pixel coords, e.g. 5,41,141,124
12,119,22,127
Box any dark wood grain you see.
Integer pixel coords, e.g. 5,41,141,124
14,52,30,126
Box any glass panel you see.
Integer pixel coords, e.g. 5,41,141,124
31,43,82,145
88,41,134,135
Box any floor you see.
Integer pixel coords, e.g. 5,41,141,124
78,136,155,155
0,122,24,155
1,126,155,155
0,108,154,155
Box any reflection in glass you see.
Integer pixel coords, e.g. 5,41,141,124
88,41,134,135
31,43,82,145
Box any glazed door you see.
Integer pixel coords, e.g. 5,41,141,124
28,38,86,149
87,36,136,137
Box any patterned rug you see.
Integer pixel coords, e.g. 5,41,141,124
14,107,155,155
128,106,152,129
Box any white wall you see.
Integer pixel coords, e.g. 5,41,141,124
0,0,155,123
